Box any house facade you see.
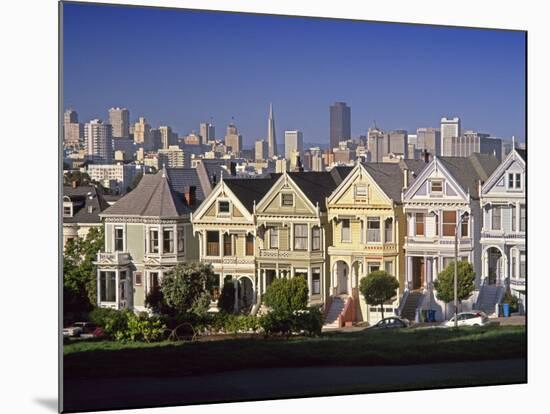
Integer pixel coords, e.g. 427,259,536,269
326,160,427,325
95,168,208,311
480,147,526,309
190,175,278,312
401,154,500,321
191,169,352,313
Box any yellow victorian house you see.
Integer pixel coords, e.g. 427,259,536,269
325,160,427,326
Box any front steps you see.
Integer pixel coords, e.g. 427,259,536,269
476,285,504,316
400,291,424,322
322,295,347,329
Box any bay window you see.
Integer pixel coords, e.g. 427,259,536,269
270,227,279,249
492,206,502,230
312,268,321,295
163,228,174,253
312,226,321,250
178,228,185,252
341,219,351,242
367,217,381,242
415,213,425,236
149,229,159,253
206,231,219,256
384,218,393,242
294,224,308,250
442,211,456,236
520,205,526,232
99,271,116,302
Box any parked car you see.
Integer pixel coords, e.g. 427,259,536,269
63,322,97,338
443,311,489,328
369,317,410,329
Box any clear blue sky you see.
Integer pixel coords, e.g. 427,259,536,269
62,2,526,147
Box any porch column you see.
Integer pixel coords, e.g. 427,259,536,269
502,255,509,286
256,268,261,303
406,256,413,291
482,250,489,284
96,268,101,306
115,270,120,310
432,257,438,284
252,273,257,304
307,267,312,299
262,269,266,294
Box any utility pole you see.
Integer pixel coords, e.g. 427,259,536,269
454,211,469,329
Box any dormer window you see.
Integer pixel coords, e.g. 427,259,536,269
281,193,294,207
430,180,443,195
218,201,230,215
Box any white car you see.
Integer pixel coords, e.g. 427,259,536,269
444,311,489,328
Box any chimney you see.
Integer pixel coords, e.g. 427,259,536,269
72,180,78,189
423,150,430,163
184,186,197,206
403,168,409,189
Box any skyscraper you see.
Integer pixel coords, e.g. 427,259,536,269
387,130,408,156
108,107,130,138
416,127,441,157
63,109,82,148
200,122,215,144
441,116,461,156
330,102,351,149
284,130,304,160
159,125,177,149
255,139,268,161
267,103,277,158
367,126,387,163
84,119,113,164
225,122,242,155
134,117,153,150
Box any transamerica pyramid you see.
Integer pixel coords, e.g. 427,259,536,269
267,102,277,158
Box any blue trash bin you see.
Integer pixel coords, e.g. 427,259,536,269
502,303,510,318
428,310,436,322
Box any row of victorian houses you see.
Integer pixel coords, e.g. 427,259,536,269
80,147,525,326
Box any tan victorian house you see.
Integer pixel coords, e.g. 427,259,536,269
325,160,427,326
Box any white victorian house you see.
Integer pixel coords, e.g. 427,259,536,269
480,146,526,311
401,154,500,321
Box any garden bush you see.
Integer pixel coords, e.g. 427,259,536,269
259,308,322,337
88,308,166,342
263,277,308,314
217,282,236,314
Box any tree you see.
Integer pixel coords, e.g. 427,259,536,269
159,262,216,316
63,226,104,314
263,277,308,314
433,260,476,306
359,270,399,320
217,281,236,314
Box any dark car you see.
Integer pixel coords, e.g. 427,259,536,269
369,317,410,329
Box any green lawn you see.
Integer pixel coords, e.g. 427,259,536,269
64,325,526,380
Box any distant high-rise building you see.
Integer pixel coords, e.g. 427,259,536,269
267,103,277,158
255,139,268,161
134,117,153,150
330,102,351,149
64,109,78,124
225,122,242,155
150,128,162,152
108,107,130,138
158,145,188,168
367,126,387,163
441,117,461,156
387,130,408,157
416,127,441,157
284,130,304,160
159,125,177,150
200,122,215,144
84,119,113,164
306,147,325,172
63,109,82,148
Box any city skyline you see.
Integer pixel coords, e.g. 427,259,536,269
63,3,526,145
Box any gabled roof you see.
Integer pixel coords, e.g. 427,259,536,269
166,168,206,205
437,153,500,198
516,148,526,163
360,160,428,203
222,176,280,213
63,185,109,224
101,169,191,217
285,169,353,211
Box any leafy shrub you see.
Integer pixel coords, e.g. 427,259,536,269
263,277,308,314
502,291,519,313
88,308,166,342
217,282,236,314
292,308,323,336
259,311,293,336
114,312,166,342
